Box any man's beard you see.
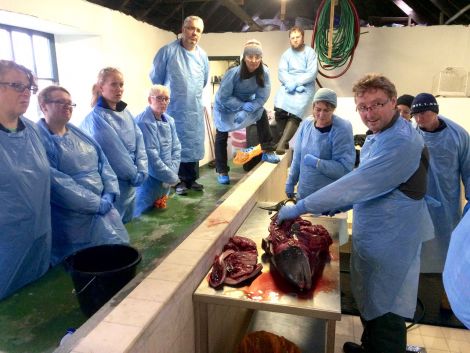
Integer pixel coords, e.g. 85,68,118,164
291,43,305,51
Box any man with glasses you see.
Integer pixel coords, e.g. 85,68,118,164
273,26,318,155
150,15,209,196
0,60,51,299
277,73,433,353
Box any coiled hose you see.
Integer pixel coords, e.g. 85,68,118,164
312,0,360,79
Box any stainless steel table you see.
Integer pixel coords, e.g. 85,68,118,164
193,204,342,353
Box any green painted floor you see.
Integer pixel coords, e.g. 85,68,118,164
0,163,246,353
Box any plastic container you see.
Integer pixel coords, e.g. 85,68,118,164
64,244,141,317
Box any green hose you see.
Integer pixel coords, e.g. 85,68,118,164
313,0,360,75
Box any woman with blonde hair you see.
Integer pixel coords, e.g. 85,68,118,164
81,67,148,223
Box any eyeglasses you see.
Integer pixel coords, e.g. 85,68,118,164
46,100,77,108
245,55,262,62
356,99,390,113
151,95,170,103
0,82,38,94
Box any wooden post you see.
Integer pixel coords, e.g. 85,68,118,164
280,0,287,21
328,0,336,59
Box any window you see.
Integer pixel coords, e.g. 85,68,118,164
0,24,59,120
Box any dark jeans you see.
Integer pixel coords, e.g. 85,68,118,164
178,161,199,186
214,109,275,174
360,312,406,353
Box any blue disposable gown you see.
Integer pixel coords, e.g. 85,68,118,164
418,116,470,273
298,117,434,320
150,40,209,162
0,117,51,300
81,102,148,223
213,65,271,132
274,46,318,119
286,115,355,200
134,107,181,216
443,211,470,328
37,120,129,265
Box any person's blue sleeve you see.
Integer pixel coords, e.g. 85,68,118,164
98,197,113,215
138,121,179,185
316,120,355,179
294,49,318,86
285,120,306,188
216,68,245,112
301,133,423,215
39,127,103,214
96,144,120,198
242,102,256,112
251,66,271,109
169,118,182,175
150,46,168,84
203,52,210,88
285,183,295,199
134,122,148,178
278,51,292,85
458,128,470,208
81,112,138,181
49,168,102,214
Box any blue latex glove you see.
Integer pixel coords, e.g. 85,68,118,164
285,82,297,93
277,199,307,224
101,192,114,204
242,102,256,112
295,85,306,93
285,183,295,199
131,172,146,187
234,114,244,125
98,198,112,215
304,154,319,168
464,202,470,216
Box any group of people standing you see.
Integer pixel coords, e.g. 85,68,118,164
0,15,207,301
278,75,470,352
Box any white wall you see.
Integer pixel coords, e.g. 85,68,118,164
0,0,174,124
200,26,470,134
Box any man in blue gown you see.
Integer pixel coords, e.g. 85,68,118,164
278,74,434,353
273,26,318,155
150,15,209,196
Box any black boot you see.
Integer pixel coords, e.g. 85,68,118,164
343,342,365,353
275,117,300,155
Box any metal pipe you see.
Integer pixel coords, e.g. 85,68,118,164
445,4,470,25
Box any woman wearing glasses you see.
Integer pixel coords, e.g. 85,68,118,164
285,88,355,200
0,60,51,300
81,67,148,223
133,85,181,216
37,85,129,265
213,39,279,185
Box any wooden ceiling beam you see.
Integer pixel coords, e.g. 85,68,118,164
219,0,263,31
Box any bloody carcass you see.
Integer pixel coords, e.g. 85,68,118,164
209,236,263,288
262,215,332,291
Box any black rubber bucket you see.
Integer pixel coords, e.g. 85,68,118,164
64,244,141,317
